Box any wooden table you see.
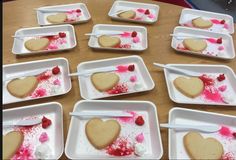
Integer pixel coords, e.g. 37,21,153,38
3,0,236,159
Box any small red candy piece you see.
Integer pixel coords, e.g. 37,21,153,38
128,64,135,71
42,116,52,129
144,9,150,15
52,66,60,75
233,132,236,138
58,32,66,38
220,20,225,24
135,116,145,126
217,74,225,81
131,31,137,37
216,37,222,44
76,9,81,13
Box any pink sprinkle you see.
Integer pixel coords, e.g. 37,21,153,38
148,14,155,19
221,152,235,160
132,36,140,43
120,32,131,37
135,133,144,143
137,8,145,13
12,145,34,160
117,111,136,123
129,75,137,82
53,79,61,85
211,19,221,24
219,126,233,138
39,132,49,143
206,38,217,43
202,86,223,103
218,46,224,51
218,85,227,92
224,23,229,29
116,65,128,72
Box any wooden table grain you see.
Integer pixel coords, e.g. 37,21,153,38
3,0,236,159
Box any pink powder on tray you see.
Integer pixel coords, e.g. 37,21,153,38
219,126,234,138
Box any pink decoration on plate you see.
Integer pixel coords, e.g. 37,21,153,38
206,38,217,43
224,23,229,29
219,126,233,138
130,75,137,82
12,145,35,160
202,86,223,103
117,111,136,123
135,133,145,143
218,85,227,92
116,65,128,72
137,8,145,13
133,36,140,43
53,79,61,86
148,14,155,19
31,88,47,98
39,132,49,143
218,46,224,51
211,19,221,24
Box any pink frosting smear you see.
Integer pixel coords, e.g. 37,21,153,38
135,133,145,143
39,132,49,143
206,38,217,43
219,126,233,138
133,36,140,43
211,19,221,24
116,65,128,72
31,88,47,98
130,75,137,82
218,46,224,51
137,8,145,13
202,86,223,103
12,145,34,160
224,23,229,29
218,85,227,92
120,32,131,37
148,14,155,19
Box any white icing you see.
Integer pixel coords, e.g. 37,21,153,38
134,143,146,156
34,143,52,160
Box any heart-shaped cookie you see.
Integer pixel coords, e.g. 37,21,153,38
25,38,50,51
85,118,121,149
98,35,121,48
184,132,224,159
7,76,39,98
192,17,213,29
183,39,207,52
118,10,136,19
46,13,67,24
91,72,120,92
173,76,204,98
3,131,24,159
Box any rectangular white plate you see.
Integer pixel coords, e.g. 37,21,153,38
36,3,91,26
12,24,77,55
168,107,236,159
108,1,159,24
179,8,234,34
88,24,148,51
77,55,155,99
3,102,64,159
65,100,163,159
171,26,235,60
3,58,71,105
163,64,236,106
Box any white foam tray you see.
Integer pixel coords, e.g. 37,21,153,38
12,24,77,55
168,107,236,159
3,102,64,159
65,100,163,159
171,26,235,60
163,64,236,106
3,58,71,105
108,1,159,24
179,8,234,34
77,55,155,99
88,24,148,51
36,3,91,26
